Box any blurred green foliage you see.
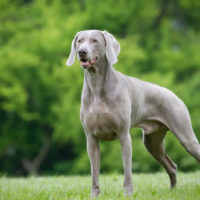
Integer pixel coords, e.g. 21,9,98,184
0,0,199,175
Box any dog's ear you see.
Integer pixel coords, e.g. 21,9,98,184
101,31,120,65
66,32,79,66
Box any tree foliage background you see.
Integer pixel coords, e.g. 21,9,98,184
0,0,200,175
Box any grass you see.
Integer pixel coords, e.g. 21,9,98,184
0,172,200,200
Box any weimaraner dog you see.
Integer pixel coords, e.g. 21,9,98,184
67,30,200,197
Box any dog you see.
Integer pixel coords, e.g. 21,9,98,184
67,30,200,197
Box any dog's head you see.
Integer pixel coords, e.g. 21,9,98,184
66,30,120,69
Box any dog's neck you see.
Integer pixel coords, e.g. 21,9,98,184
83,57,112,96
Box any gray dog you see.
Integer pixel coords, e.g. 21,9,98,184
67,30,200,197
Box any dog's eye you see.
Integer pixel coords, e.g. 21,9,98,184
91,39,98,43
78,39,83,43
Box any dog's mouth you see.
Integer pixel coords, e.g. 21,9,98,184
80,58,97,69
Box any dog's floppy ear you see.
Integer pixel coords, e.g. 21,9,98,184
101,31,120,65
66,32,79,66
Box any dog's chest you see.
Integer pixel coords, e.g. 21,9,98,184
82,99,119,140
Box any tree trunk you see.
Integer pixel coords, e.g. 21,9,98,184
21,128,51,175
152,0,170,29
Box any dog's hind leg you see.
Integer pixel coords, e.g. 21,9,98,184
166,106,200,163
172,127,200,163
143,130,177,188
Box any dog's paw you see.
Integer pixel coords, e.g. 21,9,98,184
124,185,133,197
91,188,100,199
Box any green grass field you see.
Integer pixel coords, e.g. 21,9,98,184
0,172,200,200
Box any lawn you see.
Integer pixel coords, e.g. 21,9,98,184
0,172,200,200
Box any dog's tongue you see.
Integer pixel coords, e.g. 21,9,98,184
81,61,91,67
81,59,96,68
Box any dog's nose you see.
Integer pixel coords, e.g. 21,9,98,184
78,49,88,56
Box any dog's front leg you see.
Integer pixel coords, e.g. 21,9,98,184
120,134,133,196
86,134,100,198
